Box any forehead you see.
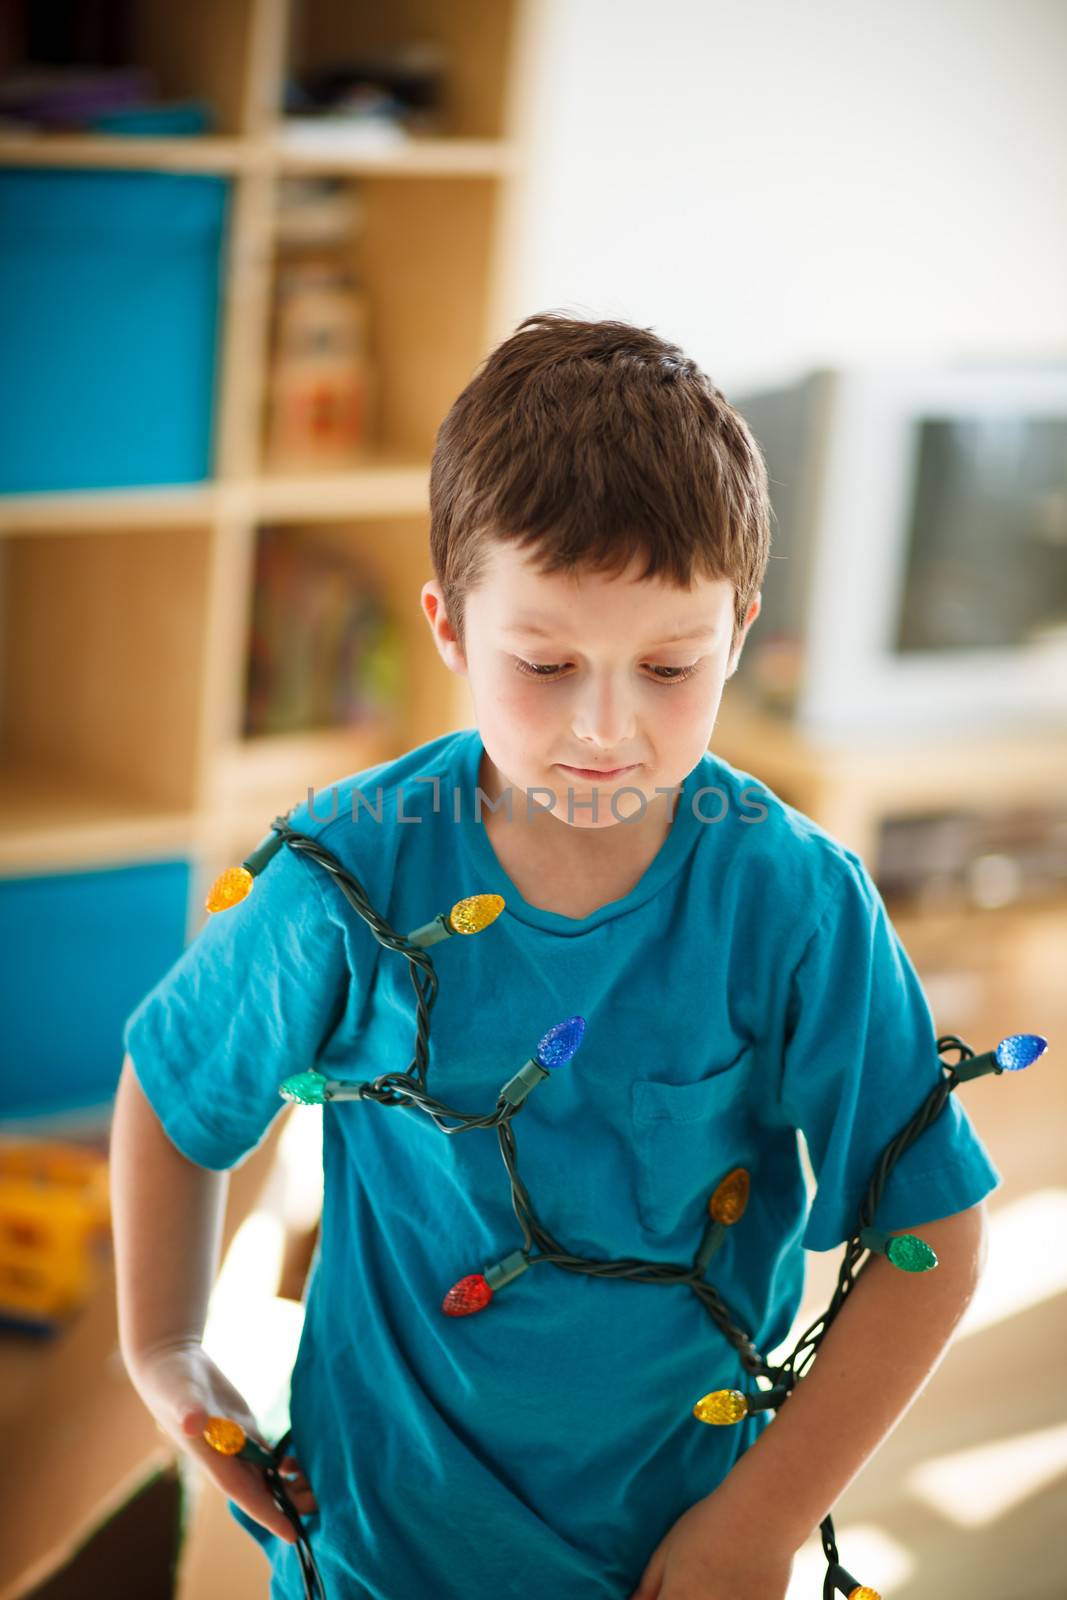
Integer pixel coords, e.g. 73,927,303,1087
472,541,733,640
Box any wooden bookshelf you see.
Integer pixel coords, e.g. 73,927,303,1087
274,132,520,176
0,0,534,882
0,6,530,1590
0,133,257,172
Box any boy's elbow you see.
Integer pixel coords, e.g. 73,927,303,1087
973,1198,991,1279
909,1200,990,1294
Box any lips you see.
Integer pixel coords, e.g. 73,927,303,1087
558,764,637,780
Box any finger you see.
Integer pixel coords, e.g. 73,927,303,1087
281,1474,312,1496
229,1462,300,1545
287,1486,319,1516
276,1464,318,1516
629,1557,664,1600
278,1465,309,1491
193,1444,300,1544
179,1402,209,1438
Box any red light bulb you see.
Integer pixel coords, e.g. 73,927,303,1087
442,1274,493,1316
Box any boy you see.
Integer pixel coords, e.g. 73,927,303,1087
111,313,998,1600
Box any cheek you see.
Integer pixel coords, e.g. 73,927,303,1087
653,678,712,723
654,679,727,751
492,674,555,725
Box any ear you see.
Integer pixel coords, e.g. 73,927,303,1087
725,591,761,679
421,579,468,676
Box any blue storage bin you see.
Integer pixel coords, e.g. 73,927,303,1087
0,859,191,1121
0,169,229,491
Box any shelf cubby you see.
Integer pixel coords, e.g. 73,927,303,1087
213,515,472,830
334,176,502,460
0,524,215,870
0,0,264,140
287,0,520,141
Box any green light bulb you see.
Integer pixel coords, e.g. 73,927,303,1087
279,1071,329,1105
885,1233,938,1273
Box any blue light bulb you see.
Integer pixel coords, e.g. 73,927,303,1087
995,1033,1048,1071
536,1015,586,1068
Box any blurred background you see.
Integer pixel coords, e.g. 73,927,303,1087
0,1,1064,1596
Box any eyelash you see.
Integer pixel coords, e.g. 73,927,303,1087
513,659,700,685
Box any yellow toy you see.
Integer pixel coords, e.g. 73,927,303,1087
0,1139,111,1332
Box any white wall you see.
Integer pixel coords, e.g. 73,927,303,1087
507,0,1067,390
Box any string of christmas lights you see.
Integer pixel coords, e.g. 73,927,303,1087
200,813,1049,1600
202,1415,325,1599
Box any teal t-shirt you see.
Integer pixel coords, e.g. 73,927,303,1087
122,728,1001,1599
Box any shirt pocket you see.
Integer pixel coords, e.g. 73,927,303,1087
631,1045,756,1238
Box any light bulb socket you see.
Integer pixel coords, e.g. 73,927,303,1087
244,828,287,878
237,1436,277,1470
499,1058,550,1108
860,1226,890,1255
950,1049,1000,1083
323,1080,366,1101
694,1218,726,1272
405,912,452,948
745,1385,791,1415
483,1250,530,1291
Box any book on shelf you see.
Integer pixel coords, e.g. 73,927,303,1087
244,528,404,737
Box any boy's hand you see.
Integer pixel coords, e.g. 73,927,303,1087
628,1491,794,1600
128,1338,317,1545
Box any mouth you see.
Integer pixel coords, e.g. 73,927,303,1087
557,764,638,781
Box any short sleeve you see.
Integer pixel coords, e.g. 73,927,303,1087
778,853,1002,1252
121,829,350,1171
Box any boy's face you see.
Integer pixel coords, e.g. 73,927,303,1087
422,542,759,833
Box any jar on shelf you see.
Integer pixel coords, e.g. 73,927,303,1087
264,178,376,470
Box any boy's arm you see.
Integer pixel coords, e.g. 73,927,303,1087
110,1054,319,1538
110,1051,229,1380
630,1202,988,1598
707,1200,988,1550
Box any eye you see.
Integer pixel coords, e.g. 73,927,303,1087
513,659,699,684
514,658,565,678
648,664,699,682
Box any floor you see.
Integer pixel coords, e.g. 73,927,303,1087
26,896,1067,1599
25,1468,182,1600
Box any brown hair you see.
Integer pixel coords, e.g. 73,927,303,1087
429,310,771,657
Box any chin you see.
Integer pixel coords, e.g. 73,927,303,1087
548,779,653,829
552,807,630,831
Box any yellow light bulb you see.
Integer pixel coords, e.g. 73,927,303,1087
205,866,254,914
710,1167,750,1225
692,1389,749,1425
203,1415,247,1456
448,893,506,935
848,1588,882,1600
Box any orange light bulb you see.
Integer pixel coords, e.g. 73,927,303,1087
203,1415,247,1455
709,1167,750,1225
205,866,254,914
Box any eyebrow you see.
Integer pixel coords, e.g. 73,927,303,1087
502,617,719,646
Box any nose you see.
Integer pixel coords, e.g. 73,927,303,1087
569,669,637,755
